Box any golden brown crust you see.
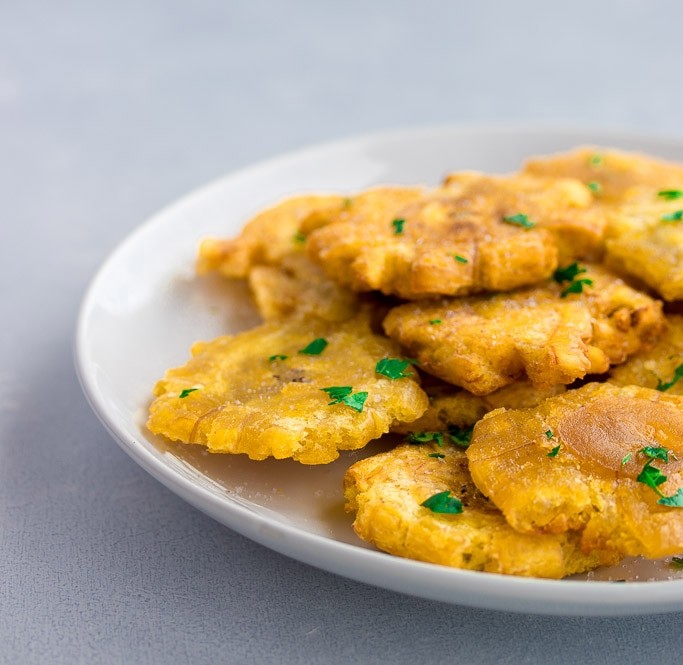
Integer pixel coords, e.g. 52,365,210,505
383,265,665,396
604,200,683,301
306,176,603,300
247,253,360,322
391,376,566,434
344,442,620,578
442,172,605,263
524,148,683,300
523,146,683,205
467,382,683,558
147,315,429,464
197,194,346,279
610,315,683,394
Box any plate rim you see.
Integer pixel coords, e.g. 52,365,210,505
75,123,683,616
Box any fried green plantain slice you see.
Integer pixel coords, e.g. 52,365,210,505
344,442,620,578
468,382,683,558
610,315,683,394
306,176,602,300
383,265,664,396
147,314,429,464
197,194,347,279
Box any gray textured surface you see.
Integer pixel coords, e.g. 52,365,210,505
3,1,683,663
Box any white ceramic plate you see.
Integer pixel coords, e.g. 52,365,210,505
76,126,683,616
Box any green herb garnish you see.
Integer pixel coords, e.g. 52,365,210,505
587,181,602,194
421,491,463,514
392,218,405,234
429,319,442,325
428,453,446,459
621,453,632,466
375,358,413,380
547,444,561,458
293,231,307,244
640,446,670,463
589,154,603,166
448,425,473,448
321,386,368,412
658,489,683,508
661,210,683,222
298,338,328,355
637,460,668,496
343,197,353,208
634,449,683,506
554,262,587,283
545,429,554,439
561,278,594,297
670,556,683,569
656,364,683,392
178,388,198,398
321,386,352,403
343,391,368,412
453,254,469,264
503,213,535,229
407,431,445,446
657,190,683,200
553,262,594,296
268,354,288,362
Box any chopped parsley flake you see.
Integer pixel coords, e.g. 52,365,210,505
178,388,198,398
407,431,445,446
392,218,405,234
453,254,469,264
343,197,353,208
343,391,368,412
587,181,602,194
634,450,683,506
553,263,593,296
561,278,593,297
429,319,442,325
547,444,561,458
293,231,307,244
321,386,368,412
448,425,473,448
621,453,632,466
658,489,683,508
298,338,328,355
640,445,670,463
657,190,683,200
428,452,445,459
375,357,413,380
670,556,683,569
545,429,554,439
656,364,683,392
503,213,535,229
321,386,352,402
589,154,603,166
554,262,587,283
661,210,683,222
421,491,463,514
268,354,288,362
636,460,668,496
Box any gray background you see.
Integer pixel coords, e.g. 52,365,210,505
3,1,683,663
